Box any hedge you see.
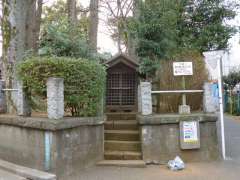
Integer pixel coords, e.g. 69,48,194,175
17,56,106,117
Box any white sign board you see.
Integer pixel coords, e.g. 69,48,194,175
173,62,193,76
183,121,198,143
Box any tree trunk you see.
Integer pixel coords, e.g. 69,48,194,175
26,0,36,51
127,0,140,61
35,0,43,52
67,0,77,26
25,0,43,53
88,0,99,53
2,0,33,113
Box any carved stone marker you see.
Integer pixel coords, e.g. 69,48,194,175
140,82,152,115
17,80,31,116
203,82,218,113
47,78,64,119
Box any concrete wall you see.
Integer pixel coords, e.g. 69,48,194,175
0,115,104,179
138,114,220,164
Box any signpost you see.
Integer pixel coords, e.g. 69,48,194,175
203,50,226,160
173,62,193,76
173,62,193,114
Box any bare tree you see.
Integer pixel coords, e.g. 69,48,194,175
88,0,99,53
100,0,133,54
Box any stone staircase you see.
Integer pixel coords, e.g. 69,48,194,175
104,113,142,161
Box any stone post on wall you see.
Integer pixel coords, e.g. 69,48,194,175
17,80,31,116
140,82,152,115
203,82,218,113
47,77,64,119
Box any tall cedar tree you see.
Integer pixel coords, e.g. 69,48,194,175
133,0,238,76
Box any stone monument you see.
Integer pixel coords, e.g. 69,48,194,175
47,77,64,119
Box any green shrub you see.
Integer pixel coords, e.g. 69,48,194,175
17,56,106,117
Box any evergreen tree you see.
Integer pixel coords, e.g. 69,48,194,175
133,0,238,76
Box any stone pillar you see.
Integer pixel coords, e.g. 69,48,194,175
203,82,218,113
0,81,6,113
47,78,64,119
138,85,142,113
17,80,31,116
140,82,152,115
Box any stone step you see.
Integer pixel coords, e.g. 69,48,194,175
97,160,146,168
106,113,136,121
105,140,141,152
105,130,140,141
105,120,138,130
104,151,142,160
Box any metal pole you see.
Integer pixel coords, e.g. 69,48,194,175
182,76,186,105
218,57,226,160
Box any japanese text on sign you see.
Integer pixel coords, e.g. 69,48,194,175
173,62,193,76
183,121,198,143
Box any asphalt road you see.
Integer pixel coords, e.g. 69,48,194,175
225,115,240,161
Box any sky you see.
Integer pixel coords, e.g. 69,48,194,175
81,0,118,54
205,11,240,79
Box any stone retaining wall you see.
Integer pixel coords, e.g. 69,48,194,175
138,113,220,164
0,115,105,179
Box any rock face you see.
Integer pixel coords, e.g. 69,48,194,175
47,78,64,119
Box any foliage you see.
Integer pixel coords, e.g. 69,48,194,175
39,0,97,59
17,56,106,117
39,22,94,59
133,0,180,76
224,91,240,116
131,0,238,76
41,0,88,38
223,71,240,88
180,0,238,52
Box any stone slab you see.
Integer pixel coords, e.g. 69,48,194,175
0,169,27,180
0,159,56,180
0,115,105,131
97,160,146,168
138,113,218,125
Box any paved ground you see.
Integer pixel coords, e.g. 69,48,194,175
68,115,240,180
225,115,240,161
1,115,240,180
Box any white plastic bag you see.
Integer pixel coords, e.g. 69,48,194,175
167,156,185,171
